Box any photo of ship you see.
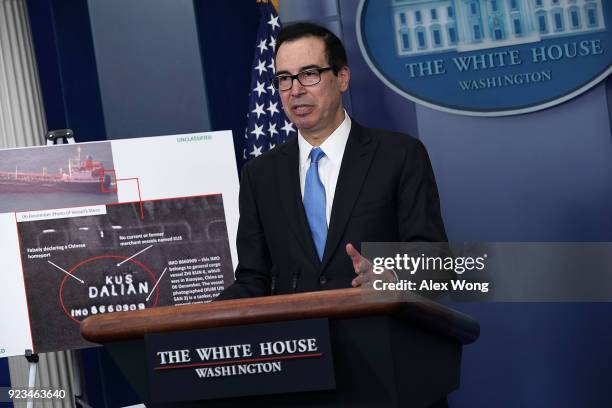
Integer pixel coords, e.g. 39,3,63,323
0,147,113,194
0,141,118,213
17,195,233,352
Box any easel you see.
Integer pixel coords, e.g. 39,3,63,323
23,350,91,408
45,128,75,145
23,128,93,408
23,349,37,408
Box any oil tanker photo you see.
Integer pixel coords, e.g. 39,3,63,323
0,141,118,213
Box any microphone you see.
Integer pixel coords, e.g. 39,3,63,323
270,265,279,295
291,267,301,293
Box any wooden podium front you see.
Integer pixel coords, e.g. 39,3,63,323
81,288,479,407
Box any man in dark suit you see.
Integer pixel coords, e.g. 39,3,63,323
217,22,447,300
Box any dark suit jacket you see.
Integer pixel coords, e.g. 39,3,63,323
216,120,447,299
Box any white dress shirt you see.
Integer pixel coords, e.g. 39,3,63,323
298,111,351,226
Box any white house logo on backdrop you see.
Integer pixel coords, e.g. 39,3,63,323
356,0,612,116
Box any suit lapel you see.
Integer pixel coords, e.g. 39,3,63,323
321,122,377,272
277,138,321,270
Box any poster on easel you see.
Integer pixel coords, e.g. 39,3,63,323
0,131,239,356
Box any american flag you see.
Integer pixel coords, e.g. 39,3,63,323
244,0,295,160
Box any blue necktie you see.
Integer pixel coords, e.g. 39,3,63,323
303,147,327,261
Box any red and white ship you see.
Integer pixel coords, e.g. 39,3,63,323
0,148,112,194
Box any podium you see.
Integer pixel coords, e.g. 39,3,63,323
81,288,479,407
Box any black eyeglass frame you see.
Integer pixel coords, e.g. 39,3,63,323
271,67,334,90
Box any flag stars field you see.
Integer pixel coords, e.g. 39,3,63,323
244,2,295,159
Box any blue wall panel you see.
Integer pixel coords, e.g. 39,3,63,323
27,0,106,141
419,84,612,242
87,0,211,139
194,0,259,169
0,357,11,408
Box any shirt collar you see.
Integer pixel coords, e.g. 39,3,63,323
298,110,352,168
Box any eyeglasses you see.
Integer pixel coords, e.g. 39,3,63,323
271,67,333,91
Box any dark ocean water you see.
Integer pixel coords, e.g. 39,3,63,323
0,142,118,213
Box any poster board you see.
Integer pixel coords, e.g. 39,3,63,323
0,131,239,356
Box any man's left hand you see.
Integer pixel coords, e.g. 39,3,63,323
346,243,396,288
